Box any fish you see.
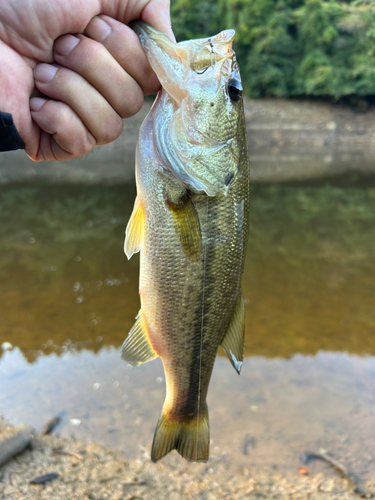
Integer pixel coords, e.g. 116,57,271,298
121,21,250,463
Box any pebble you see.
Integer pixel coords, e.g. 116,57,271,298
0,419,373,500
30,473,60,484
298,467,310,476
0,425,33,467
69,418,81,426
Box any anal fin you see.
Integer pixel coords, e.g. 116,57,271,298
121,311,158,366
221,291,245,374
124,196,145,259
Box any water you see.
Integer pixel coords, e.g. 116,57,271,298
0,184,375,478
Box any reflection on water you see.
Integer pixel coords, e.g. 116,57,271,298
248,186,375,357
1,184,375,477
0,185,138,362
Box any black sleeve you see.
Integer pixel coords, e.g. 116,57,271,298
0,111,25,152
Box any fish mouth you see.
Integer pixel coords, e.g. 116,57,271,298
130,21,186,68
130,21,188,104
131,21,235,61
130,21,237,101
131,21,176,53
130,20,157,36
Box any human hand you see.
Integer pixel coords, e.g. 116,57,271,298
0,0,174,160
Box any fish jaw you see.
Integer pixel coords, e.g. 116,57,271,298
132,22,243,197
132,21,235,97
131,21,188,104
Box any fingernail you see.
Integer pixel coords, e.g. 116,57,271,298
90,16,111,42
30,97,47,112
34,64,58,83
54,34,80,56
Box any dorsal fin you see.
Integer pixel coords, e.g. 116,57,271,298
124,196,145,259
121,311,158,366
220,291,245,374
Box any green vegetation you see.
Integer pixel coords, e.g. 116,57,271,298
171,0,375,98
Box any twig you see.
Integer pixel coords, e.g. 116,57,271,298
51,449,82,461
301,451,367,497
99,475,119,483
242,434,256,456
41,416,61,436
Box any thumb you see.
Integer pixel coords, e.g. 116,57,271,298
140,0,176,41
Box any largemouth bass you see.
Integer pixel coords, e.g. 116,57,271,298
122,22,249,463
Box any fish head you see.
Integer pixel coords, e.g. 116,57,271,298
133,22,244,196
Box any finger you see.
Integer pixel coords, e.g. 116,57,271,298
54,33,144,116
33,63,123,145
30,97,96,161
140,0,176,42
84,16,160,96
101,0,175,42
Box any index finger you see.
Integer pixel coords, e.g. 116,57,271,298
84,15,160,96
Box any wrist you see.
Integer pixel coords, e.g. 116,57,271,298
0,111,25,152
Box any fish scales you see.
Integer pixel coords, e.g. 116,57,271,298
122,22,249,462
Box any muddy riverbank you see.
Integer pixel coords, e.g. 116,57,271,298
1,419,374,500
2,97,375,185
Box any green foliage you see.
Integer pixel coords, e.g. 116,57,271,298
171,0,375,97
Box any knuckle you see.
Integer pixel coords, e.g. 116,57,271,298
110,115,124,140
81,39,106,64
48,102,97,157
73,132,96,157
84,132,97,151
97,114,123,144
140,70,160,96
120,91,144,118
54,35,105,71
51,101,73,131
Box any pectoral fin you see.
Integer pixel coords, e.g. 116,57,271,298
221,291,245,374
124,196,145,259
121,311,158,366
167,193,201,260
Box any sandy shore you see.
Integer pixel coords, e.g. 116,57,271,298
1,420,374,500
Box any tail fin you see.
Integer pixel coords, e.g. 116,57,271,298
151,403,209,462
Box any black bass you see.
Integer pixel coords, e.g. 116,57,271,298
122,22,249,463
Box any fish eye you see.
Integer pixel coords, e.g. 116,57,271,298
226,79,242,102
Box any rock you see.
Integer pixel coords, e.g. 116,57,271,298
0,425,33,467
1,342,13,351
